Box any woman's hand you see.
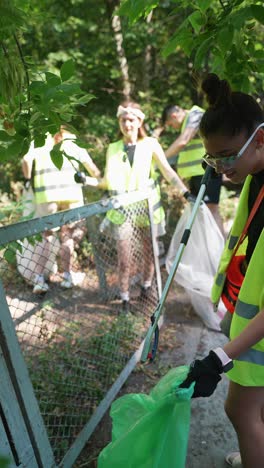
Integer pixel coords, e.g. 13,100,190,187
179,350,224,398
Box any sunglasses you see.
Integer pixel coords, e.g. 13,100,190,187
203,122,264,169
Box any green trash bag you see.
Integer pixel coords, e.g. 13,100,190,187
98,365,194,468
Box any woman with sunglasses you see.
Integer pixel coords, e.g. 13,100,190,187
180,74,264,468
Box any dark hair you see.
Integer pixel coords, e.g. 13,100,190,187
161,105,181,126
199,74,264,139
118,100,147,139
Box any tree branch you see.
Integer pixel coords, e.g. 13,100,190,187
219,0,227,10
13,33,31,110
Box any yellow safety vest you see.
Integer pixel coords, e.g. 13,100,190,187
33,141,83,205
212,176,264,386
104,138,165,226
177,105,205,179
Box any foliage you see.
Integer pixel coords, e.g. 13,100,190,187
1,0,264,202
0,1,93,173
0,0,201,194
118,0,264,94
0,456,10,468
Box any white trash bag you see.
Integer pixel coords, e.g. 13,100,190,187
16,235,60,285
21,186,36,218
17,186,60,285
166,203,225,330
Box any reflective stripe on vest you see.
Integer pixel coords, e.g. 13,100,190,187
105,138,165,226
228,234,264,386
34,155,83,204
177,105,205,178
228,232,264,385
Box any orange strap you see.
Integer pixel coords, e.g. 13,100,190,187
232,185,264,258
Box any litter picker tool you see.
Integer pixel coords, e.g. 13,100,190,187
141,165,214,363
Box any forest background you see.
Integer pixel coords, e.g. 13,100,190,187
0,0,264,219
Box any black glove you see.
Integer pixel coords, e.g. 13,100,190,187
74,171,86,184
183,191,197,204
179,350,223,398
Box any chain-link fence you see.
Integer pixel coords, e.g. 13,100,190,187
0,191,162,466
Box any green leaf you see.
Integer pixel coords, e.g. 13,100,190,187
4,248,16,264
0,130,14,142
0,148,8,162
117,0,159,24
162,25,193,57
162,35,179,57
194,36,213,68
50,147,63,170
44,87,58,101
10,240,23,253
74,138,89,149
14,116,30,137
60,113,73,122
231,7,253,29
29,81,46,95
188,11,204,34
217,26,234,54
45,124,59,135
197,0,211,13
76,94,95,105
251,5,264,25
50,93,69,105
58,83,82,96
34,135,46,148
29,112,42,124
5,138,24,158
117,0,133,17
60,59,75,82
20,137,31,157
256,61,264,73
254,49,264,60
45,72,61,87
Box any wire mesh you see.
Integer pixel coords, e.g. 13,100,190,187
0,195,160,464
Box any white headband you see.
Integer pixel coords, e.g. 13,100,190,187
116,105,145,121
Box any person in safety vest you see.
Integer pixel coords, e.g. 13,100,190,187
97,101,190,313
155,103,224,236
179,74,264,468
22,126,101,294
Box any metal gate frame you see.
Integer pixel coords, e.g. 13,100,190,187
0,190,162,467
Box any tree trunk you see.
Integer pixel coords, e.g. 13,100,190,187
111,14,132,99
104,0,132,99
141,11,153,93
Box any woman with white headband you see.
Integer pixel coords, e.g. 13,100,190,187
99,100,189,313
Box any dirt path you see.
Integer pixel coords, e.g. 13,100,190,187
76,277,238,468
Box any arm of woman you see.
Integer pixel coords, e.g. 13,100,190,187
179,304,264,398
224,306,264,360
81,154,101,178
96,176,108,190
22,148,34,179
151,138,188,194
96,146,110,190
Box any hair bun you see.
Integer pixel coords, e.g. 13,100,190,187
201,73,231,107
